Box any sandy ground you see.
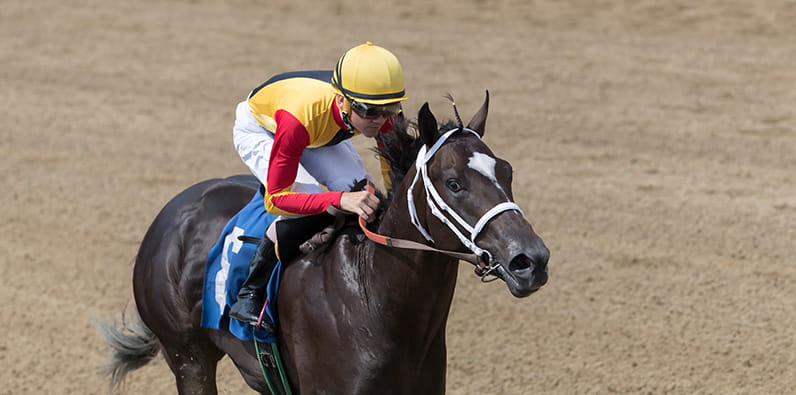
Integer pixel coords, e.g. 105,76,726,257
2,0,795,393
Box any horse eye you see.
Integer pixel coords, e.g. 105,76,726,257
446,178,463,192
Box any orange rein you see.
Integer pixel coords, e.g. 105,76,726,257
357,184,391,247
357,184,483,267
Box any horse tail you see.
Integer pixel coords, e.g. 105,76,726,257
95,308,160,393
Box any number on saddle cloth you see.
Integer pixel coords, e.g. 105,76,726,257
201,189,278,342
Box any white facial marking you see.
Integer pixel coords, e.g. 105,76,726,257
468,152,498,184
468,152,509,197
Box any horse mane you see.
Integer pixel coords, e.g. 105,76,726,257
374,115,459,202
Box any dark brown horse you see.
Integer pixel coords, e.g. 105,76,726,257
98,93,549,394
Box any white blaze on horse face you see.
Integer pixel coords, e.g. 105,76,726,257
468,152,506,194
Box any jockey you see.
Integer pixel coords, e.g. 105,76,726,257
229,42,408,329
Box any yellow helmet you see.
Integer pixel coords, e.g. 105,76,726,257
331,42,408,105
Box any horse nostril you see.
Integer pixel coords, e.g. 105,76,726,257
509,254,533,272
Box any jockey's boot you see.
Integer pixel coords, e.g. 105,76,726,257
229,237,278,332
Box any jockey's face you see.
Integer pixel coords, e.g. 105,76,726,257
336,95,391,138
350,108,389,138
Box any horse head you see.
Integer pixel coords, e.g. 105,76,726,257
410,92,549,297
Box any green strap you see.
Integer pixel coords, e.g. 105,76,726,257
252,327,293,395
271,342,293,395
253,333,278,395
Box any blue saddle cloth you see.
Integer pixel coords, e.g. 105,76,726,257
200,188,281,343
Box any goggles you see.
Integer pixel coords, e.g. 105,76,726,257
350,100,402,119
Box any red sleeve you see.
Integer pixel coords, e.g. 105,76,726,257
265,110,343,215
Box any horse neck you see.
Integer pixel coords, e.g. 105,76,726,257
365,181,460,317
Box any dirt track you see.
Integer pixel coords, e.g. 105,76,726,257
2,1,795,394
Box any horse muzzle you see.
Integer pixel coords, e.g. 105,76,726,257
490,244,549,298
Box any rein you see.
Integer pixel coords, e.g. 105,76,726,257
359,127,525,277
358,204,481,265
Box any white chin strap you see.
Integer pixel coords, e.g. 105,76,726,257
407,128,524,258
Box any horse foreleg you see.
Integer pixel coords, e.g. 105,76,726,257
161,341,224,395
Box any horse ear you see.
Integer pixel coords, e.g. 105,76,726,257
418,102,439,147
466,90,489,137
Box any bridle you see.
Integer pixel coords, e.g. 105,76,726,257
359,127,525,278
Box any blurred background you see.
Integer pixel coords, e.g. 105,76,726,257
1,0,794,393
